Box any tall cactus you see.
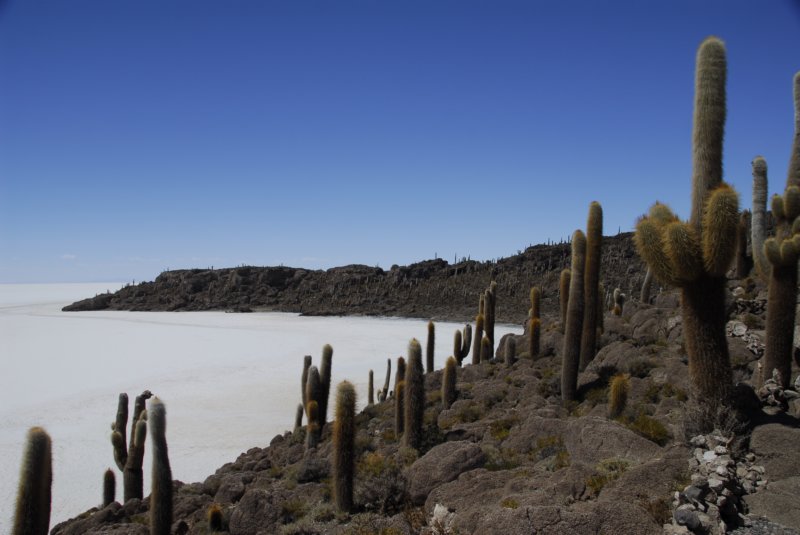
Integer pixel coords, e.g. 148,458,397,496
787,72,800,188
394,380,405,438
634,37,737,413
442,356,457,409
379,358,391,401
300,355,312,416
529,287,541,359
149,398,172,535
319,344,333,427
368,370,374,405
530,287,541,320
403,339,425,449
426,321,435,373
735,210,751,278
480,336,493,362
762,186,800,388
124,414,147,502
332,381,356,513
305,366,322,449
559,269,571,332
395,356,406,392
453,324,472,365
13,427,52,535
580,201,603,370
484,282,497,344
471,314,484,365
752,157,769,279
561,230,586,403
111,390,152,502
103,468,115,507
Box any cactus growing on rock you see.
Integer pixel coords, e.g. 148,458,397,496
471,314,485,365
149,398,172,535
306,400,320,450
559,269,571,332
332,381,356,513
111,390,152,502
580,201,603,370
319,345,333,427
442,356,457,409
480,335,492,362
528,317,541,359
403,339,425,449
561,230,586,403
208,504,223,531
453,324,472,365
103,468,115,507
301,355,312,416
13,427,52,535
612,288,625,316
634,37,737,415
426,321,435,373
608,374,630,418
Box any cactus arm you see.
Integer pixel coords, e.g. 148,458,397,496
701,184,740,276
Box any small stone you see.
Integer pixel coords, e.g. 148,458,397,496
691,436,707,447
736,466,747,478
703,450,718,462
745,453,755,462
674,508,701,530
751,465,765,474
691,474,708,488
714,445,728,455
715,465,729,477
684,485,706,502
708,477,724,492
716,495,727,507
696,512,713,530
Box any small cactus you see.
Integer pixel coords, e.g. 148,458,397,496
306,400,320,450
208,503,223,531
480,335,492,362
103,468,115,507
612,288,625,316
403,339,425,449
442,356,457,409
426,321,435,373
368,370,374,405
332,381,356,513
394,380,405,437
13,427,52,535
319,345,333,427
559,269,571,332
528,317,541,359
293,404,303,432
608,374,630,418
562,230,586,403
149,398,172,535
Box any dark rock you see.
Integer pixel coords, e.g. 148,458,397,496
675,508,701,530
404,440,486,505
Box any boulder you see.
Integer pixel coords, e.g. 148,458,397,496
404,440,486,504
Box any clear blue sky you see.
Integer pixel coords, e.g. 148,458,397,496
1,1,799,283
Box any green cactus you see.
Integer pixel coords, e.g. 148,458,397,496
559,269,571,332
442,356,457,409
426,320,435,373
403,339,425,449
13,427,52,535
530,287,541,321
319,344,333,427
561,230,586,403
332,381,356,513
528,317,541,359
634,37,737,414
149,398,172,535
395,356,406,392
453,324,472,366
394,380,405,437
735,210,751,278
763,186,800,389
368,370,374,405
103,468,115,507
305,400,320,450
580,201,603,370
301,355,312,416
472,314,485,365
111,390,152,502
752,157,770,279
505,336,516,367
480,335,493,362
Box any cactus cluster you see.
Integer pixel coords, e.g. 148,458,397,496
634,36,737,411
453,324,472,365
299,346,334,449
111,390,152,502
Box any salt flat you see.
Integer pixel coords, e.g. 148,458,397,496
0,283,520,529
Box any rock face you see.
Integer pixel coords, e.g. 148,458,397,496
63,233,644,323
404,440,486,505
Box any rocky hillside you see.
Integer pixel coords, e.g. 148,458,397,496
63,233,645,324
49,271,800,535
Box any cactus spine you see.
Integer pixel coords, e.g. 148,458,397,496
634,37,736,414
332,381,356,513
149,398,172,535
561,230,586,403
471,314,484,365
319,344,333,427
559,269,571,332
103,468,115,507
403,339,425,449
580,201,603,370
13,427,52,535
442,356,457,409
368,370,374,405
608,374,630,418
505,336,516,367
426,321,435,373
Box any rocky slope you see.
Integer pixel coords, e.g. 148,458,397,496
63,233,645,324
49,270,800,535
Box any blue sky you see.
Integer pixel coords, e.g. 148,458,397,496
1,1,799,283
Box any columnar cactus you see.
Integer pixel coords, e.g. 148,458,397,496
762,186,800,388
403,339,425,449
293,404,303,432
608,374,630,418
528,317,541,359
471,314,485,365
301,355,312,416
787,72,800,187
111,390,152,502
394,380,405,437
368,370,374,405
484,282,497,344
634,37,737,412
559,269,571,332
395,356,406,392
640,267,654,303
735,210,751,278
379,358,391,402
453,324,472,365
332,381,356,513
561,230,586,403
751,157,769,279
103,468,115,507
505,337,516,367
530,287,541,320
426,321,435,373
480,335,492,362
580,201,603,370
319,345,333,427
305,366,322,448
442,356,457,409
149,398,172,535
612,288,625,316
13,427,52,535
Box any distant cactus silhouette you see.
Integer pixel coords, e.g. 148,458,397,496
103,468,115,507
368,370,374,405
442,356,457,409
562,230,586,403
453,324,472,365
319,345,333,427
559,269,571,332
13,427,52,535
426,321,435,373
300,355,312,416
332,381,356,513
149,398,172,535
403,339,425,449
580,201,603,370
634,37,737,414
751,157,769,279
